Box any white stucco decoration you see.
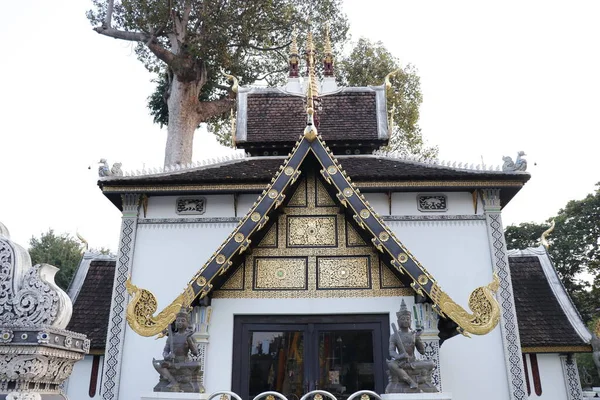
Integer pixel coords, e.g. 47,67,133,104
0,222,73,328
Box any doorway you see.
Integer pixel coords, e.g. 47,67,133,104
232,315,389,400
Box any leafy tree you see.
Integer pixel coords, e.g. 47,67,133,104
88,0,349,166
504,183,600,321
29,230,83,290
337,38,438,159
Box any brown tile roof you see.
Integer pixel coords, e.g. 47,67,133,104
239,90,384,151
67,259,116,352
508,255,589,350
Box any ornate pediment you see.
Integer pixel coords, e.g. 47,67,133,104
125,134,501,338
213,169,409,299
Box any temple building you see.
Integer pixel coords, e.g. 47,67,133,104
65,32,593,400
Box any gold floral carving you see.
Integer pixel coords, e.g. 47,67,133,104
284,166,295,176
397,253,408,263
316,178,336,206
287,216,337,247
216,254,226,264
346,221,366,247
125,279,195,337
317,257,370,289
254,258,307,289
360,209,370,219
257,223,277,248
287,178,308,207
251,212,261,222
268,189,278,199
234,233,244,243
343,187,353,197
431,273,501,336
221,264,244,290
327,165,337,175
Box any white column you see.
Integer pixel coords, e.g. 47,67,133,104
481,189,527,400
192,305,212,390
101,194,141,400
561,354,584,400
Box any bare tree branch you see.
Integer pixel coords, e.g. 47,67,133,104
147,41,176,65
94,27,150,42
104,0,114,28
197,98,234,121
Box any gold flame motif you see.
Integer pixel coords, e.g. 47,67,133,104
540,219,555,249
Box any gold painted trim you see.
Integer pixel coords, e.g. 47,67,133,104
354,180,525,189
102,183,267,193
521,345,592,353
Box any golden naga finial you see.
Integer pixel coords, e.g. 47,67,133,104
304,30,319,98
323,22,334,77
540,219,556,249
76,231,89,252
223,73,238,93
384,69,402,91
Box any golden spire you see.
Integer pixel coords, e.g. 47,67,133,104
291,29,299,55
304,73,318,142
323,22,334,77
305,30,319,97
324,23,332,54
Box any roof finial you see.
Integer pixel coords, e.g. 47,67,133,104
323,22,334,77
289,29,299,78
540,220,555,249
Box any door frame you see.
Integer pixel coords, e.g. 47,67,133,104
232,314,390,398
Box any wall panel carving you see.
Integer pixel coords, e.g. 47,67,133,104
254,258,307,290
317,256,370,289
287,216,337,247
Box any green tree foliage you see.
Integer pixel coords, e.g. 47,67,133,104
504,183,600,321
29,230,83,290
88,0,349,166
337,38,438,159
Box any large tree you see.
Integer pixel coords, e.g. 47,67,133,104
29,230,83,290
88,0,349,166
337,38,438,159
504,182,600,321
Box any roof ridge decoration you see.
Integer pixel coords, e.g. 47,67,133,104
372,149,506,172
124,134,501,338
99,151,249,179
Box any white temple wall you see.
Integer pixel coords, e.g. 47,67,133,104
118,221,236,400
387,218,511,400
527,354,569,400
391,192,482,215
65,355,103,399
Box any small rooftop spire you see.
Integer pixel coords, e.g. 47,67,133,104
323,22,334,77
289,30,299,78
304,73,318,142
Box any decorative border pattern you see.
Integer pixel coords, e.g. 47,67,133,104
139,217,241,224
482,189,527,400
560,355,584,400
382,215,485,221
521,346,592,353
421,338,442,391
101,194,140,400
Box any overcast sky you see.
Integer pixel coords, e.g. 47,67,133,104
1,0,598,252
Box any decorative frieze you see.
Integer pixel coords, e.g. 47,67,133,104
417,194,447,212
560,355,584,400
176,196,206,215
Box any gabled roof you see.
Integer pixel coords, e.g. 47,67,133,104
67,253,116,353
508,246,591,353
126,133,503,338
99,154,529,210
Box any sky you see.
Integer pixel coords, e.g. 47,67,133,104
1,0,599,252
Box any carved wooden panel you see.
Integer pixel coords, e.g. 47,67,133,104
287,216,337,247
221,264,245,290
317,256,371,289
254,257,308,290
